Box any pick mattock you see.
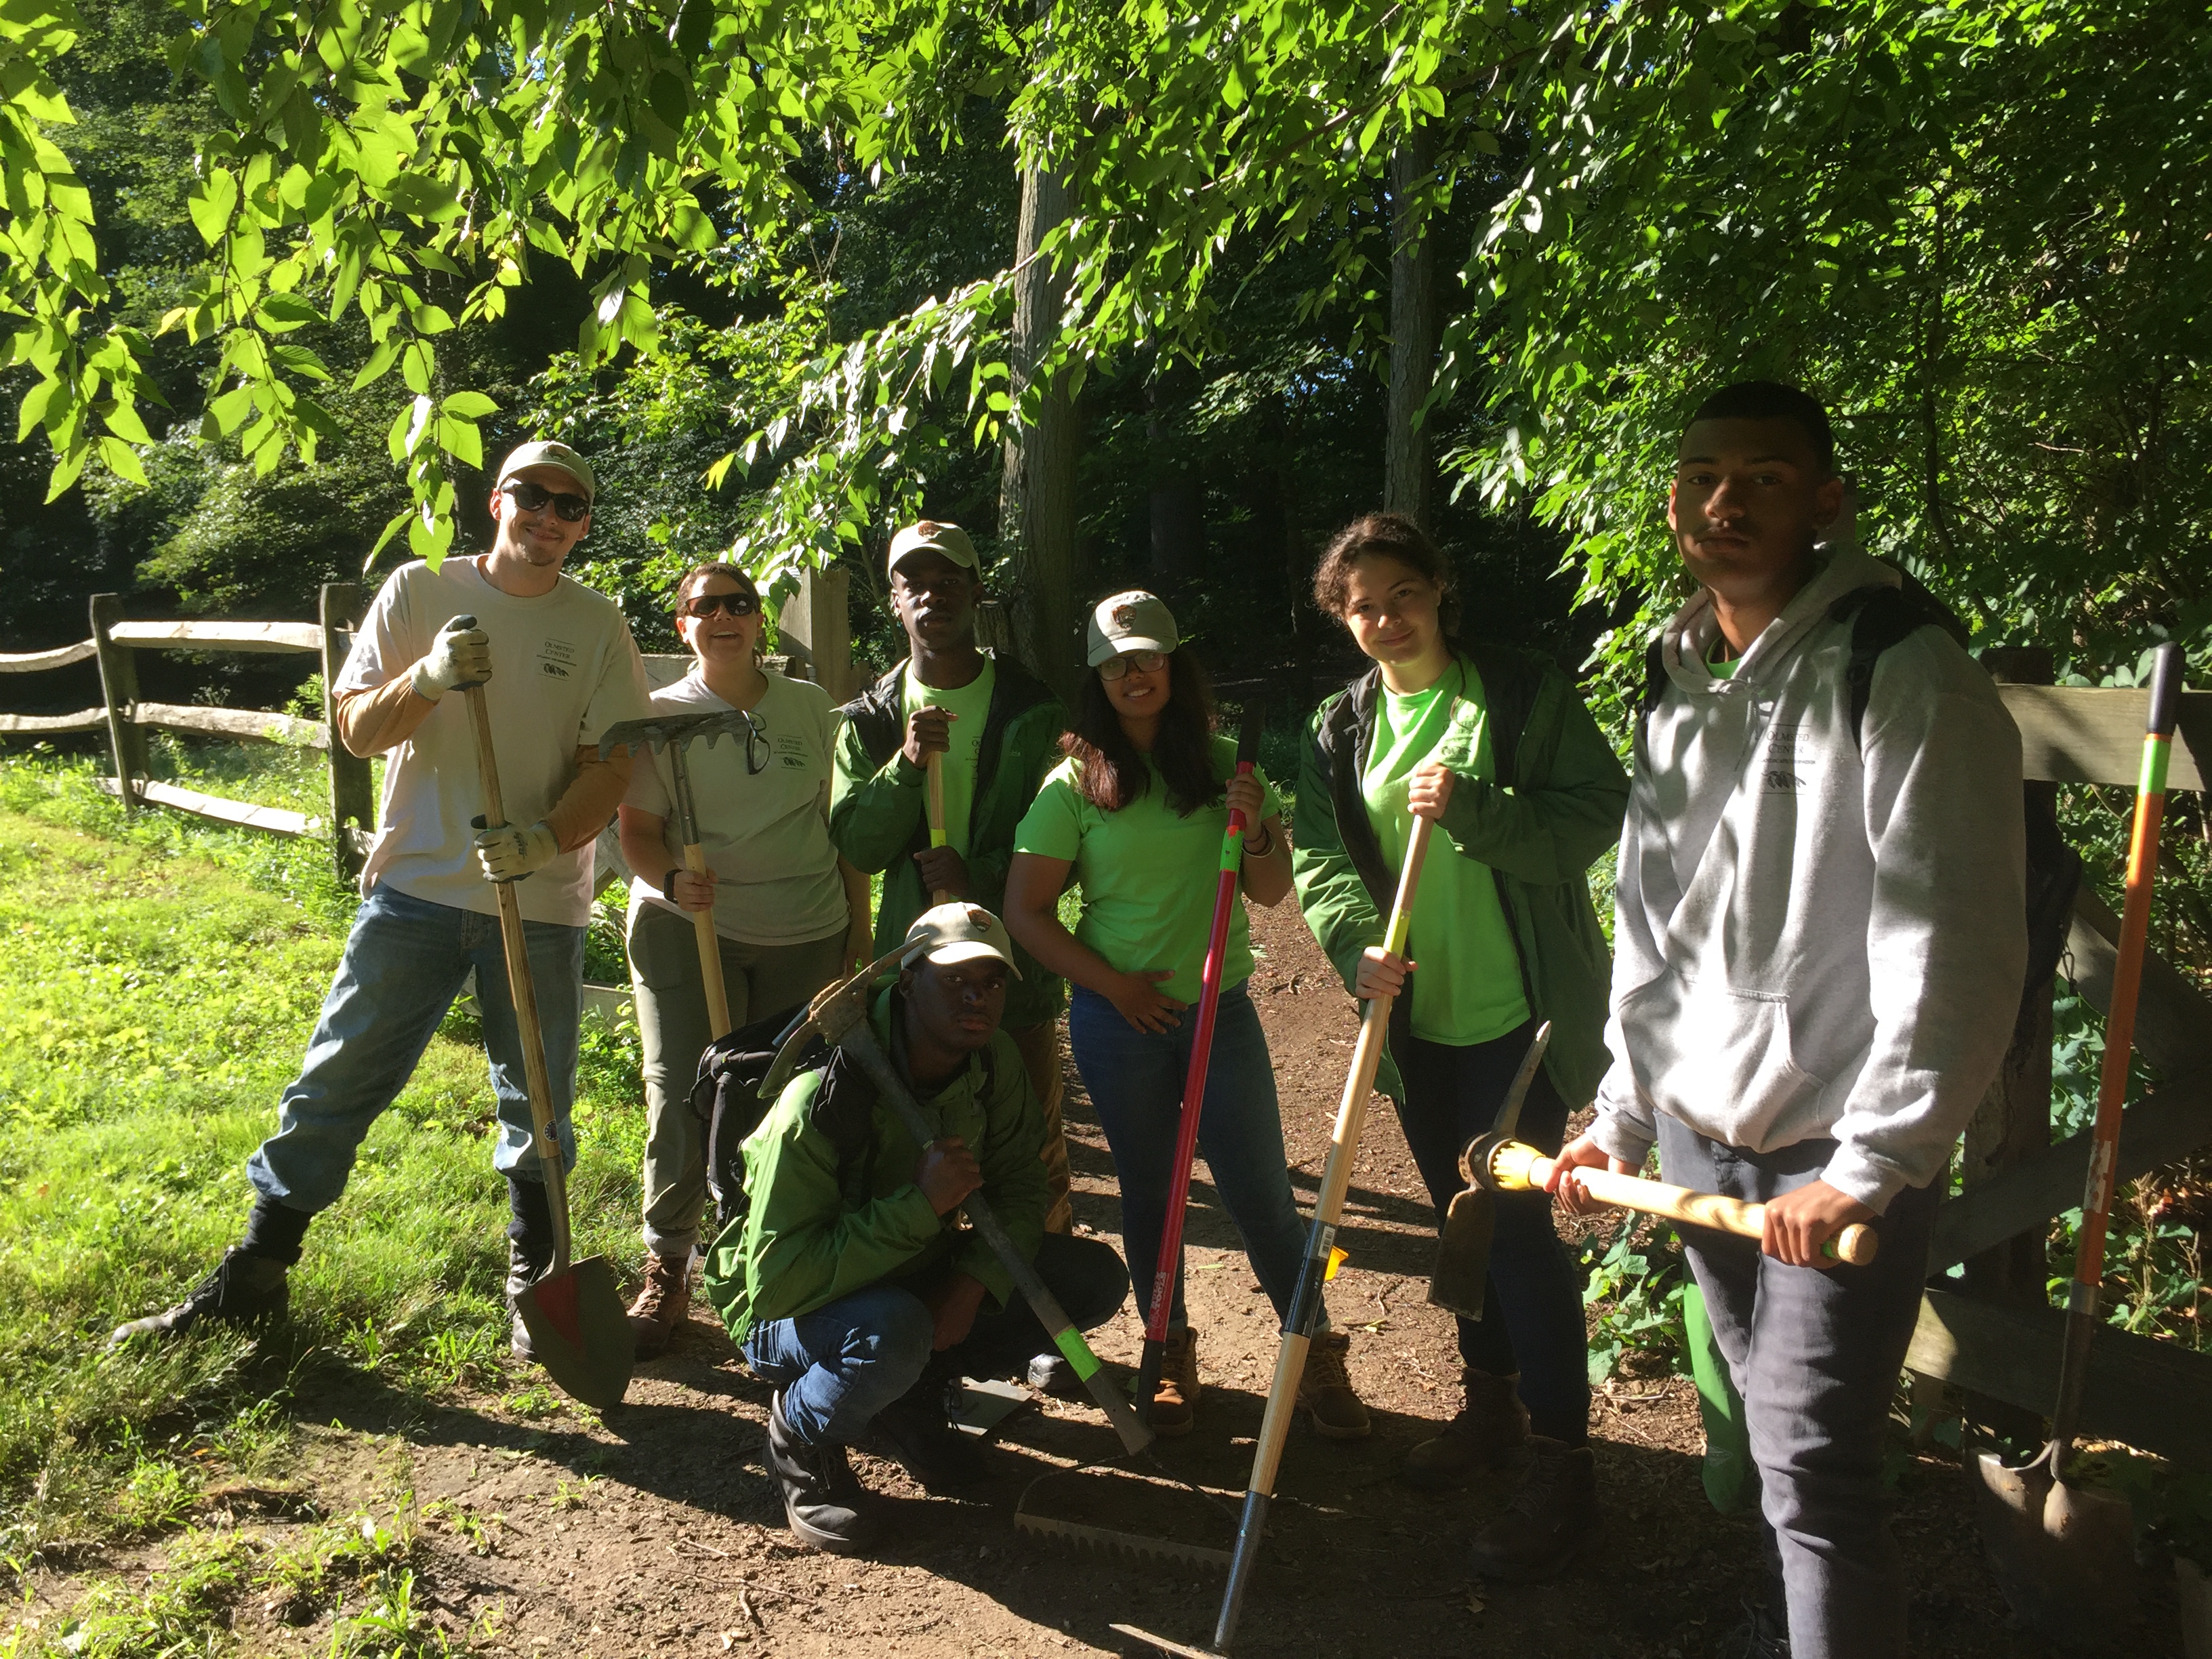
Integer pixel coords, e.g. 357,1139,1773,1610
1969,639,2186,1650
1135,696,1266,1427
1433,1131,1877,1322
599,705,766,1042
462,658,632,1411
1427,1019,1553,1320
1117,814,1436,1658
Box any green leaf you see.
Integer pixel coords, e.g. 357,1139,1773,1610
187,168,238,248
96,434,146,485
254,293,322,332
409,304,455,335
441,390,497,418
350,337,401,390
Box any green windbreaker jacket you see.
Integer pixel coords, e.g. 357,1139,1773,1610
830,653,1068,1029
702,989,1048,1347
1291,645,1629,1107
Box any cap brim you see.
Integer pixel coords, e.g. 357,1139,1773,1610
915,939,1021,978
1088,635,1174,668
499,461,594,499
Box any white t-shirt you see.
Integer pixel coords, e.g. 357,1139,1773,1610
337,557,651,927
623,667,849,946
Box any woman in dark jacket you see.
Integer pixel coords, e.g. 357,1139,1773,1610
1292,513,1628,1579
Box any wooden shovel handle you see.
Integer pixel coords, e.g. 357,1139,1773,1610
925,750,951,905
1492,1143,1878,1267
684,841,733,1041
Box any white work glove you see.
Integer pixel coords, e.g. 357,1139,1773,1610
474,819,560,882
409,616,491,701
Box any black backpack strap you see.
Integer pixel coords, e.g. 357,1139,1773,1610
1637,634,1670,733
1829,577,1971,749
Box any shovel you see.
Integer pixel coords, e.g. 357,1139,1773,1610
1135,697,1265,1427
465,671,634,1411
598,705,768,1043
926,750,954,904
1969,640,2184,1649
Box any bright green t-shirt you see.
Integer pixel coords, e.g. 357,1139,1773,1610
1013,734,1282,1004
901,658,996,855
1362,662,1532,1046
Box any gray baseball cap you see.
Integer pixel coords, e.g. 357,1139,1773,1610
1086,590,1179,668
900,902,1023,978
497,439,597,500
887,520,980,580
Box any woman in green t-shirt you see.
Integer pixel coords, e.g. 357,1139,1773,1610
1004,591,1370,1441
1292,514,1629,1580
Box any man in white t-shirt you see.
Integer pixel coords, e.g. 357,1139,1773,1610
112,440,652,1352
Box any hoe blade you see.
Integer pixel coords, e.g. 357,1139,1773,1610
1427,1185,1494,1319
516,1254,634,1411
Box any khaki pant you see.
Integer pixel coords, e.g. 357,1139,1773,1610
1006,1019,1074,1235
630,903,847,1259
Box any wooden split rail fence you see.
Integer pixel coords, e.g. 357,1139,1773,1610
0,585,376,878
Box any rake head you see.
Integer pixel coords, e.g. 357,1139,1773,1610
1012,1467,1233,1572
596,706,758,760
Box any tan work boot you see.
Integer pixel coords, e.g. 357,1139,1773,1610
1467,1436,1601,1581
1296,1331,1372,1439
626,1250,692,1359
1404,1368,1530,1490
1149,1326,1200,1437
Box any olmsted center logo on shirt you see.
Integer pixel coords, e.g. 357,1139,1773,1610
537,637,578,680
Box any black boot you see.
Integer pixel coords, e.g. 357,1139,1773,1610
108,1248,290,1346
869,1374,988,1493
506,1176,556,1359
1404,1368,1531,1490
1466,1435,1602,1581
766,1391,874,1553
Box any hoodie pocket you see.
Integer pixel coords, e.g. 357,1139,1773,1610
1619,970,1826,1148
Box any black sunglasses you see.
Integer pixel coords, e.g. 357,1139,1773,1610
679,590,761,620
499,478,591,522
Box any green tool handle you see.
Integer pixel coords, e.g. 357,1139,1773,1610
836,1027,1154,1456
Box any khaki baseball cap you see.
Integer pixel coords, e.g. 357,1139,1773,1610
1086,590,1179,668
887,520,979,580
900,902,1023,979
497,440,597,501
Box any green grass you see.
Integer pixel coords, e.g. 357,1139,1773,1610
0,747,647,1570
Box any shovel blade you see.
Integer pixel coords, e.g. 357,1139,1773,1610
1428,1187,1494,1319
1970,1450,2138,1652
516,1254,634,1411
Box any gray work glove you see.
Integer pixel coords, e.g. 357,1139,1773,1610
410,616,492,701
474,819,560,882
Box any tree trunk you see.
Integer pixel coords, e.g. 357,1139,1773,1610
999,153,1081,700
1146,361,1205,592
1385,127,1440,530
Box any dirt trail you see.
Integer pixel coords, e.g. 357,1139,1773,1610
18,904,2159,1657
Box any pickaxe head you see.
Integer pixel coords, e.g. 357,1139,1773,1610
754,943,910,1105
596,706,760,762
1426,1021,1552,1320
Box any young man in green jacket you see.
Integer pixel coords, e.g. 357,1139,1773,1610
1293,512,1629,1578
831,521,1076,1242
703,904,1127,1554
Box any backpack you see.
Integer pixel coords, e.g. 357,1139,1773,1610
1637,570,2083,1008
689,997,1002,1234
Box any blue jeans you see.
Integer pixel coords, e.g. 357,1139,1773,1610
743,1234,1129,1445
1068,981,1317,1332
1394,1021,1590,1445
247,884,584,1213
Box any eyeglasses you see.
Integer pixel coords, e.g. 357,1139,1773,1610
1099,649,1168,682
499,479,591,522
679,590,761,620
735,708,769,775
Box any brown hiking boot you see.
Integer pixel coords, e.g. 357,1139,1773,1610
626,1250,692,1359
1467,1435,1601,1581
1296,1330,1371,1439
1149,1326,1200,1437
1404,1368,1530,1490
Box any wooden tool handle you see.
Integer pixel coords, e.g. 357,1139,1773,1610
684,841,732,1041
1495,1144,1877,1267
467,685,573,1274
924,751,951,904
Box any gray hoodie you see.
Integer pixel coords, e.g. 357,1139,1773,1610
1590,546,2027,1212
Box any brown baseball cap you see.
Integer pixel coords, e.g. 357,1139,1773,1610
887,520,980,581
899,902,1023,978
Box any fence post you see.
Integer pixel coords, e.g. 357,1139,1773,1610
775,563,856,701
320,582,374,881
89,593,144,809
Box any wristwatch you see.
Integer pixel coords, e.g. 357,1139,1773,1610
661,867,684,905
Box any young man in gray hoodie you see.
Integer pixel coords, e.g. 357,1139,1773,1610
1549,382,2026,1658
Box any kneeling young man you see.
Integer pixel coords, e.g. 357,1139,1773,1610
1551,382,2026,1658
703,904,1128,1554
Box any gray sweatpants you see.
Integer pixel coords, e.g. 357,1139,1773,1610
1657,1117,1940,1659
629,902,848,1261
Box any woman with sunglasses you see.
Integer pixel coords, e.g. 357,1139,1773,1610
615,562,874,1358
1292,513,1626,1579
1003,592,1370,1440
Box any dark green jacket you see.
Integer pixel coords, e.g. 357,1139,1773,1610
1291,647,1628,1107
830,653,1067,1029
702,989,1047,1347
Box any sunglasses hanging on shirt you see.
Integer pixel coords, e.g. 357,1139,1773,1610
499,479,592,522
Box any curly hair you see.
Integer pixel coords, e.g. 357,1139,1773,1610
1060,649,1222,816
1310,512,1460,636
